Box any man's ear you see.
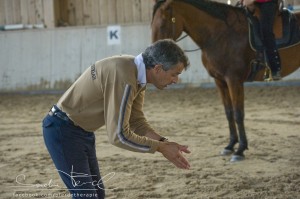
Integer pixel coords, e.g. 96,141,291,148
153,64,163,73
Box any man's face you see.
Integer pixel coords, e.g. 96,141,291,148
152,62,184,90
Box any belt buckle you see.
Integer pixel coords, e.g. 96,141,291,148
51,106,57,113
48,111,54,116
49,106,57,116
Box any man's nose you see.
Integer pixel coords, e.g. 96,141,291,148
172,76,179,84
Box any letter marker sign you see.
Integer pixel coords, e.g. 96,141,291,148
107,25,121,45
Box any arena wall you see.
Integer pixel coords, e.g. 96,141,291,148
0,24,299,92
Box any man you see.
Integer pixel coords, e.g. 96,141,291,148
242,0,282,80
42,39,191,199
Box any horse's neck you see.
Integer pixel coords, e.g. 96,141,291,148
181,10,218,47
182,12,236,51
177,3,246,50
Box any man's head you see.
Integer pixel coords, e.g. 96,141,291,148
142,39,189,89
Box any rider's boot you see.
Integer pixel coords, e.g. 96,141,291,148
265,48,282,81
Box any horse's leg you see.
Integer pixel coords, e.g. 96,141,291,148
226,79,248,162
214,79,239,155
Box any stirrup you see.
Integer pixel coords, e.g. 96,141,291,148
263,67,274,81
264,67,282,81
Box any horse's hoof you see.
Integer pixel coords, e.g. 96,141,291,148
230,155,245,162
220,149,234,156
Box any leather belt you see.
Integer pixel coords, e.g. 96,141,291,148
49,105,74,125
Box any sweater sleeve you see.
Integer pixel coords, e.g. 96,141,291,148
129,89,156,136
104,82,159,153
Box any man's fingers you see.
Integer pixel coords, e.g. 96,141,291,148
175,144,191,169
173,154,190,169
160,142,191,169
179,155,190,169
178,145,191,154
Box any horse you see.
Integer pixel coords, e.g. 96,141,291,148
151,0,300,162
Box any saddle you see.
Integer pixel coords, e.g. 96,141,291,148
245,7,300,81
247,8,300,51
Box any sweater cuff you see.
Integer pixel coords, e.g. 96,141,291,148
148,140,160,153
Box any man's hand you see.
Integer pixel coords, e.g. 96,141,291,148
157,142,191,169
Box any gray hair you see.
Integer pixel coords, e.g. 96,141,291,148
142,39,190,70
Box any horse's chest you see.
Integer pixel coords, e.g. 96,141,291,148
205,66,223,79
202,54,225,79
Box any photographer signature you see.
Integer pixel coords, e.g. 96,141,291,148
14,174,59,189
13,166,116,190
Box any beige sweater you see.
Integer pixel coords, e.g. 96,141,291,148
57,55,159,153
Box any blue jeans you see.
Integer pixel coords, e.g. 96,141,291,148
42,110,105,199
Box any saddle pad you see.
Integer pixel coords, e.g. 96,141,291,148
248,9,300,51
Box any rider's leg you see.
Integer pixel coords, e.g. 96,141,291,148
258,0,282,80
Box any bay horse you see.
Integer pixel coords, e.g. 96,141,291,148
151,0,300,162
